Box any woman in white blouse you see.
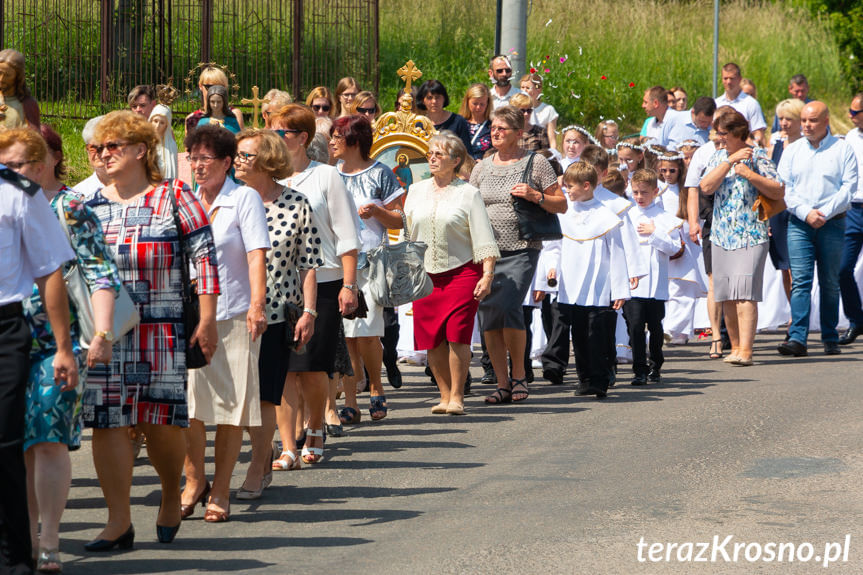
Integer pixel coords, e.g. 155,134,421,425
403,132,500,414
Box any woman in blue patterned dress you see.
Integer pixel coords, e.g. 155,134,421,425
83,111,220,549
0,126,121,573
700,110,784,366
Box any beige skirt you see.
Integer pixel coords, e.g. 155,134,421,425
188,316,262,426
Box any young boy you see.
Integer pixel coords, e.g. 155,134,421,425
553,161,630,398
624,168,684,385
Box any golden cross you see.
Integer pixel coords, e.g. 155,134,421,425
397,60,422,94
241,85,270,129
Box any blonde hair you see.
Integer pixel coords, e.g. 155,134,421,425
519,73,543,89
563,160,597,188
304,86,334,117
458,83,491,122
198,67,229,88
349,91,381,117
235,129,292,180
509,93,531,109
94,110,162,183
775,98,805,121
631,168,658,189
0,127,47,163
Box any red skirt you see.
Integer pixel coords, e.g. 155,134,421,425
412,262,482,350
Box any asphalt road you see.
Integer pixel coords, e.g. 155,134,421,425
56,332,862,574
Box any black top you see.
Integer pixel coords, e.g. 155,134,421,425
435,113,473,155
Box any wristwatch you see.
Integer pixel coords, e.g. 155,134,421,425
303,308,318,318
538,191,545,205
94,330,115,343
342,283,358,292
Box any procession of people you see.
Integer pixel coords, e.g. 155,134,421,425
2,47,863,574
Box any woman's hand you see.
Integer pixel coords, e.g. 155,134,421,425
86,335,113,368
339,286,358,315
294,312,315,348
733,162,755,180
246,302,267,341
474,275,493,301
358,203,379,220
510,183,542,203
727,147,753,165
191,320,219,363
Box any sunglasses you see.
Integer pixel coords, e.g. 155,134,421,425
312,104,331,112
273,129,302,138
357,106,376,115
495,68,512,74
520,108,534,115
91,141,129,156
849,108,863,117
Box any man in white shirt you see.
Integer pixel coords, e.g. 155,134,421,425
839,93,863,345
72,116,110,199
777,101,858,356
488,55,522,109
715,63,767,147
641,86,670,143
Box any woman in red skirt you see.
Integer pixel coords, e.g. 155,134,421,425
403,132,499,414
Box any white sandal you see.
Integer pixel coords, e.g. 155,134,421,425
271,450,301,471
301,429,324,464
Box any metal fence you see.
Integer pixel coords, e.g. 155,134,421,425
0,0,378,118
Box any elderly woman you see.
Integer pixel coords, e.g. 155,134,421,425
417,79,472,152
470,105,566,404
82,110,219,549
149,104,178,180
261,89,293,129
458,83,493,160
305,86,335,118
232,129,322,497
0,127,119,572
404,132,499,414
699,110,784,366
270,104,360,446
0,48,40,129
330,115,404,421
178,125,269,522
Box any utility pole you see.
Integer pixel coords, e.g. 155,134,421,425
496,0,528,79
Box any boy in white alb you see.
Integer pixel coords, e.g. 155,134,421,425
553,161,630,398
624,169,684,385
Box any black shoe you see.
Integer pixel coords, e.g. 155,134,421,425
85,524,135,552
647,369,661,383
574,385,607,399
839,325,863,345
777,340,808,356
824,342,841,355
480,371,497,385
525,369,535,384
385,362,402,389
630,375,648,386
543,369,563,385
156,522,180,544
326,423,345,437
464,372,472,396
425,365,437,386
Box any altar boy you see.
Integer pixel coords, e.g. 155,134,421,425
623,168,684,385
553,161,630,398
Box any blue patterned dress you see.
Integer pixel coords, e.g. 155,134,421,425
23,187,122,451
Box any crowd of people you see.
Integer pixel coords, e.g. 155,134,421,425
1,48,863,574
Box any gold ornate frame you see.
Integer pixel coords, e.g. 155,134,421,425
369,60,437,158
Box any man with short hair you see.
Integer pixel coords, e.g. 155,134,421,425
772,74,812,133
640,86,670,142
777,101,858,357
488,55,521,109
659,96,717,150
715,63,767,147
127,85,156,118
838,93,863,345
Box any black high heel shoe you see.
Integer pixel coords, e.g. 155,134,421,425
84,524,135,552
157,500,181,544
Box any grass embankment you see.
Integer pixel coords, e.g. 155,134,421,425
54,0,848,184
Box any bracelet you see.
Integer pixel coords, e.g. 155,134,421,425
303,308,318,318
483,271,495,277
342,283,358,292
537,191,545,205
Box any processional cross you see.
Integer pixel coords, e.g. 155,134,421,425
242,86,270,129
397,60,422,94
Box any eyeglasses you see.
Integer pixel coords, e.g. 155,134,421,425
330,133,346,141
186,154,218,165
273,129,301,138
715,129,729,136
426,151,449,160
92,141,129,156
236,152,257,163
490,126,514,133
312,104,331,112
2,159,38,171
849,108,863,117
356,106,376,115
495,68,512,74
340,92,358,100
659,168,678,174
520,108,533,115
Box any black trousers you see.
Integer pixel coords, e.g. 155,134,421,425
623,298,666,376
560,303,616,393
0,309,34,572
381,307,399,370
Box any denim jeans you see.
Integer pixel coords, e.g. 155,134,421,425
787,214,846,344
839,203,863,328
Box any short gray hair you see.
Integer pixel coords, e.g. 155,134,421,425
262,89,293,116
490,105,524,131
82,115,104,144
306,132,330,163
429,130,468,172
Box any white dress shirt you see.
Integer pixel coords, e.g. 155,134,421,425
777,133,858,221
491,85,523,110
684,141,719,189
72,172,106,200
715,91,767,132
844,128,863,203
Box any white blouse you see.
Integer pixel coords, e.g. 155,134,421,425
403,178,500,274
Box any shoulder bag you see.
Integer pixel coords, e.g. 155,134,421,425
167,182,208,369
57,198,140,348
511,152,562,241
366,210,433,307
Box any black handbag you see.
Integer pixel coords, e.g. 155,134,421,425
511,152,562,241
341,289,368,320
167,184,208,369
282,301,305,354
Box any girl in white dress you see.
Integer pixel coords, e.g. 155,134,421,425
520,73,559,153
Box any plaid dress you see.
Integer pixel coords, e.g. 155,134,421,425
82,180,219,428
